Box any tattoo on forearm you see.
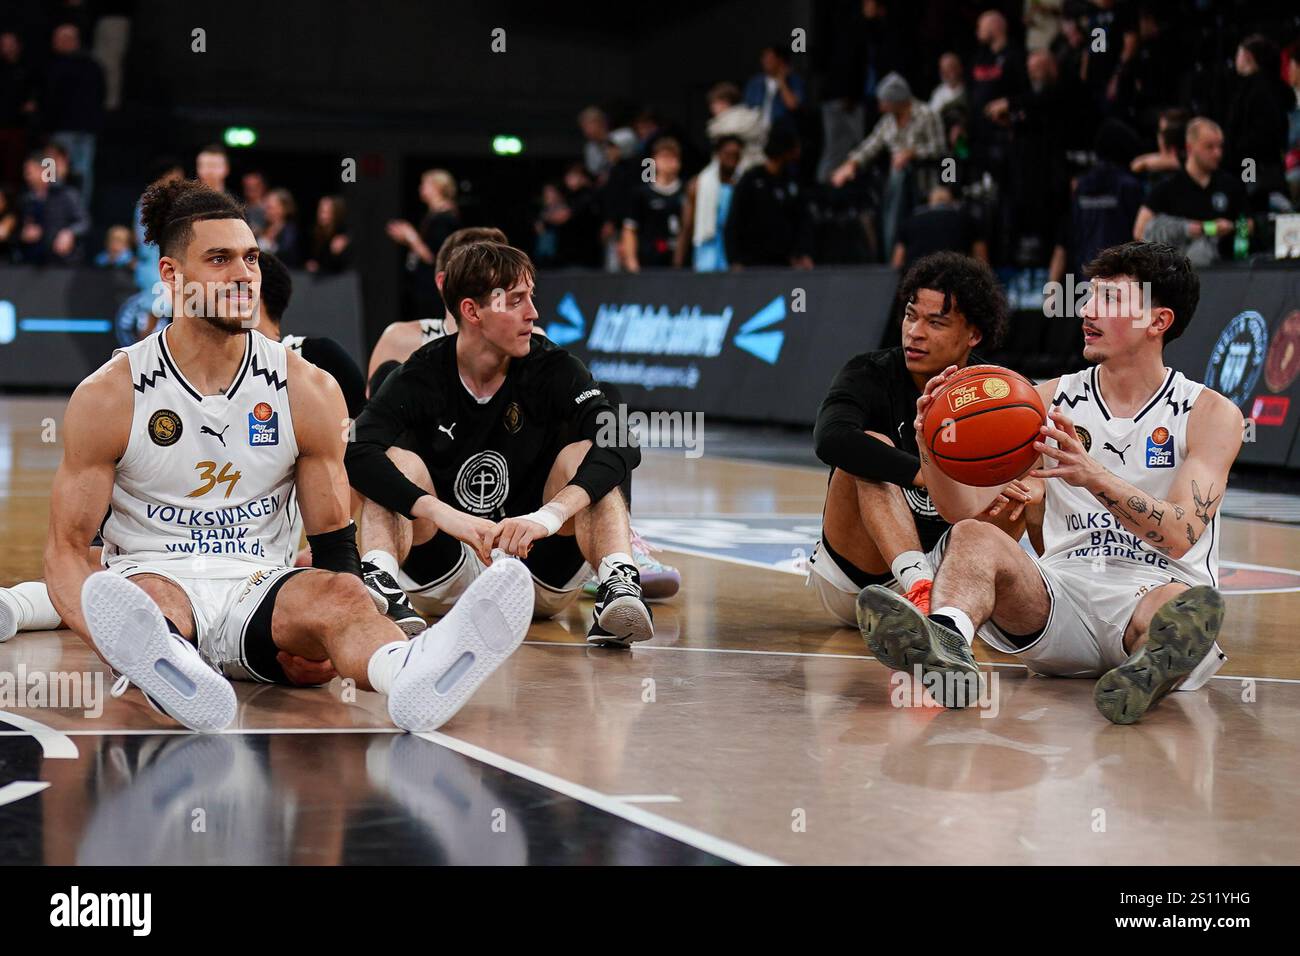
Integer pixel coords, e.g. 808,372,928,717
1144,529,1173,555
1173,505,1185,520
1191,480,1220,527
1186,523,1199,547
1127,496,1149,515
1096,490,1135,523
1150,507,1165,525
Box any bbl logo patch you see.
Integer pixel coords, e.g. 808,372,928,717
148,409,183,446
1146,425,1174,468
1074,424,1092,452
1205,310,1268,408
504,401,522,434
454,450,509,515
248,401,279,446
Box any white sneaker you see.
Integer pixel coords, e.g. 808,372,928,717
81,572,236,733
0,590,17,643
387,557,533,732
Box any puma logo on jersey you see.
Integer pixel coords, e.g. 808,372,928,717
1102,441,1130,464
201,424,230,447
437,423,456,440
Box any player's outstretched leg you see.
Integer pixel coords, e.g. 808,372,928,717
1094,585,1225,725
0,580,64,642
379,558,534,730
856,585,982,707
81,572,237,732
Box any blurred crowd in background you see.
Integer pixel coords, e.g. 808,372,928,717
2,0,1299,296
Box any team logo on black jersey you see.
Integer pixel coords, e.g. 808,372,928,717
454,451,510,515
1146,426,1174,468
248,401,279,446
148,409,183,446
1074,425,1092,452
504,402,522,434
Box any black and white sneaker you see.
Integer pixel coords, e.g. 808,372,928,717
363,561,426,636
587,562,654,648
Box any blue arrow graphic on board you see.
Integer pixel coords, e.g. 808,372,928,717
546,293,586,346
732,295,786,364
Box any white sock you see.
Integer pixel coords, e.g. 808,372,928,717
599,552,636,582
0,582,63,631
890,551,934,592
366,640,410,695
932,605,975,646
362,549,400,580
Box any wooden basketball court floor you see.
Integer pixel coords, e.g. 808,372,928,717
2,394,1299,866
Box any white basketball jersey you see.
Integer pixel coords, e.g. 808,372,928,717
280,333,305,353
1043,366,1219,587
419,318,446,344
101,327,301,577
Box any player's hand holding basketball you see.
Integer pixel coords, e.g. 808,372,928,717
983,477,1040,521
1031,409,1104,487
913,364,962,434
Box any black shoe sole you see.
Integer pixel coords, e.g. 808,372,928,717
1094,585,1224,725
856,585,983,708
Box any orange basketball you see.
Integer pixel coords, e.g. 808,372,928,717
922,365,1045,487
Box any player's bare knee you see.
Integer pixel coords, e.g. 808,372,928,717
313,571,375,622
545,440,592,498
948,518,1012,555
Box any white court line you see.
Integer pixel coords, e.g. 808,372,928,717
610,794,683,804
0,781,51,808
417,730,781,866
521,641,1300,685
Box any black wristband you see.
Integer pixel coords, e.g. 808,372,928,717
308,522,362,578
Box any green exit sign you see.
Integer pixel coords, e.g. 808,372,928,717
223,127,258,148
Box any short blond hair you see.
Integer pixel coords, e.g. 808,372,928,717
423,168,457,202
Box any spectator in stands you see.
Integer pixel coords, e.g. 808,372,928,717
894,183,982,269
1024,0,1064,52
259,187,302,267
1079,0,1138,117
241,170,269,235
0,188,18,262
621,137,684,272
830,72,946,258
17,149,89,264
1227,35,1292,213
0,31,36,191
682,135,743,272
196,144,230,196
534,182,567,266
1130,108,1188,182
725,125,813,269
1119,6,1182,127
94,224,133,269
306,194,350,274
133,157,182,293
968,10,1026,181
1052,119,1143,283
556,162,601,268
892,184,986,269
1288,51,1300,204
929,52,966,119
578,106,611,180
387,168,460,318
40,23,105,205
706,82,766,172
743,43,805,127
1134,118,1245,265
597,129,639,272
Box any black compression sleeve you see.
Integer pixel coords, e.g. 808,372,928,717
813,362,921,488
344,363,434,519
308,522,362,577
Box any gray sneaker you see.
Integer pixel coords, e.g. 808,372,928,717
856,584,984,708
1094,585,1224,725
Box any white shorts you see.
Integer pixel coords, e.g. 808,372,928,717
806,533,949,628
981,554,1225,682
105,559,308,683
398,542,590,620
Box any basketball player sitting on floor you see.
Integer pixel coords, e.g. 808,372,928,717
808,252,1038,626
345,241,655,647
858,241,1237,724
40,179,535,733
